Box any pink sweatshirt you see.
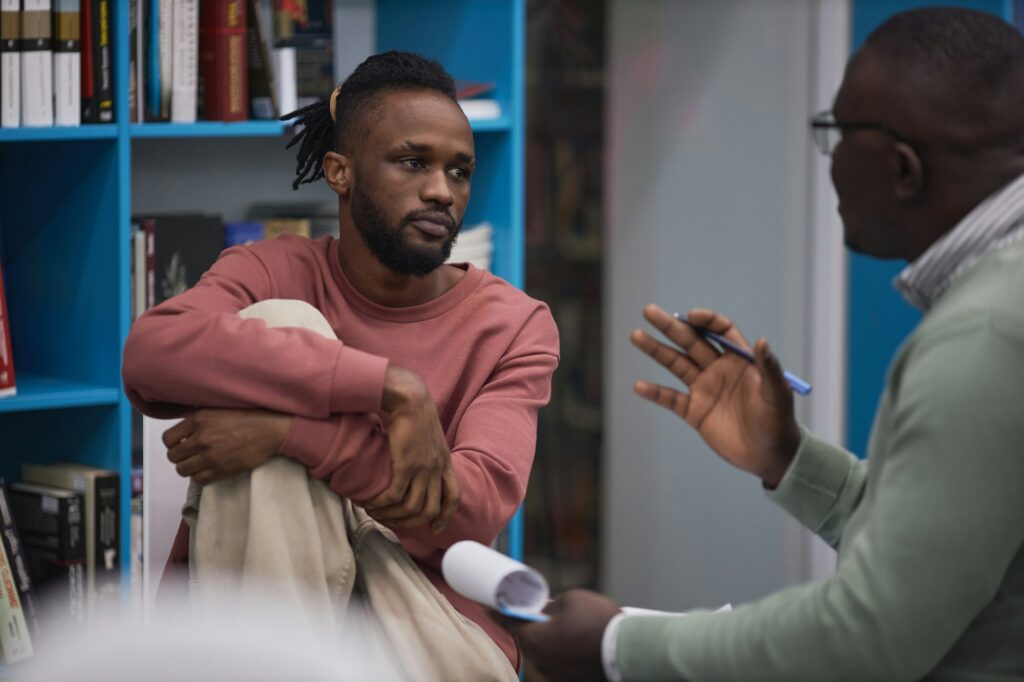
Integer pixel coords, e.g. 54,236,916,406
122,235,559,668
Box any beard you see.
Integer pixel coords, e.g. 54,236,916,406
350,183,462,277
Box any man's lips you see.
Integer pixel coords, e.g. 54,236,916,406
408,215,453,238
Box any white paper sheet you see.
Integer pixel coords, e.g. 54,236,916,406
442,541,550,621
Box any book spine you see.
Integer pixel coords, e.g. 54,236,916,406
91,0,111,122
0,0,20,128
156,0,170,118
91,474,119,616
143,218,154,310
0,526,32,664
52,0,80,126
20,0,53,127
199,0,246,121
170,0,197,123
127,0,135,121
79,0,92,120
134,0,143,121
0,486,39,642
145,0,158,118
0,259,14,398
245,0,275,119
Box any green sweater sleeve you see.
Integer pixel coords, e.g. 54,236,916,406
766,428,866,549
615,325,1024,681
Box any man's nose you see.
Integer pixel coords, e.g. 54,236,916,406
421,169,455,206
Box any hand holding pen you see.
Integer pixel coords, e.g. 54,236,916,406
629,304,804,488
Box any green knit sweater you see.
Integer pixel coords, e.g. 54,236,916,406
616,241,1024,681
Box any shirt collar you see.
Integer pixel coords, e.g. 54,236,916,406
895,172,1024,311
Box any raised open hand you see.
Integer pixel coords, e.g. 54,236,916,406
631,304,801,487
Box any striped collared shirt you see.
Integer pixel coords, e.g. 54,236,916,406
895,172,1024,311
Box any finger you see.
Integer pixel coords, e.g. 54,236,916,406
166,437,200,464
162,418,195,449
389,476,442,530
373,475,427,521
754,338,792,406
431,469,461,534
192,469,218,486
633,380,690,419
686,307,752,349
174,454,208,478
630,329,701,386
366,466,413,511
642,304,721,369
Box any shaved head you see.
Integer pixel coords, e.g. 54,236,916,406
829,7,1024,261
859,7,1024,152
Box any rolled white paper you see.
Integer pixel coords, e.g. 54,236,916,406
442,541,549,613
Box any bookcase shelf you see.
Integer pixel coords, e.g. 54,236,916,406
0,375,120,413
0,0,527,636
0,124,119,142
467,116,512,133
130,120,288,138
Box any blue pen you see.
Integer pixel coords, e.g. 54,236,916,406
673,313,812,396
498,606,551,622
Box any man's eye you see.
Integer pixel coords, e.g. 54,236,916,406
448,167,470,180
401,158,426,169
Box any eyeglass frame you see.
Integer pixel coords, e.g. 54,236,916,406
809,109,915,156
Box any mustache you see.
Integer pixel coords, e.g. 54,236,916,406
403,209,456,230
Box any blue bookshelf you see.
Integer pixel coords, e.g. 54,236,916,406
0,0,527,637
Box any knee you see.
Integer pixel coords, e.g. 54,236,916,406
238,300,336,339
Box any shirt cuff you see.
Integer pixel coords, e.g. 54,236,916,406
602,612,629,682
328,346,389,414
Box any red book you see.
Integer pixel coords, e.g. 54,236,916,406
0,261,15,398
80,0,95,121
199,0,248,121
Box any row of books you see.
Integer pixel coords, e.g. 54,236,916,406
0,464,120,665
129,211,330,320
0,0,113,127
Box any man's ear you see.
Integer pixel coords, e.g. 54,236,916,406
323,151,353,197
892,142,924,201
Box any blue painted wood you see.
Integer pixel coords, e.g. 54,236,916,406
847,0,1011,457
0,125,118,142
0,375,120,412
130,121,288,138
116,0,133,581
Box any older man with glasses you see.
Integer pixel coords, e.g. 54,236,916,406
495,7,1024,681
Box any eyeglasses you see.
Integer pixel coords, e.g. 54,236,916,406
809,110,911,156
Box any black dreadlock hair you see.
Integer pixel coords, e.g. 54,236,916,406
281,50,458,190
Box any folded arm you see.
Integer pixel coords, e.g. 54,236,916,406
122,246,387,419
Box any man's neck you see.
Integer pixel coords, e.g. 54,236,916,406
335,226,460,308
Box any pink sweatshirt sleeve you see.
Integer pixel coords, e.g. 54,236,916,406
122,245,388,420
281,306,559,561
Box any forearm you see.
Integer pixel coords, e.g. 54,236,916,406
123,251,387,418
283,414,527,551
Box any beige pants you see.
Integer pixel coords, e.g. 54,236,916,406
183,299,517,682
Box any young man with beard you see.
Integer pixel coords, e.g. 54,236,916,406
122,51,559,671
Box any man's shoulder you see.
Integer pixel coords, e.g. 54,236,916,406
473,269,554,320
915,241,1024,346
235,234,333,275
468,269,559,351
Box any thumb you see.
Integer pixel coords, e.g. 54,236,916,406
754,338,789,404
